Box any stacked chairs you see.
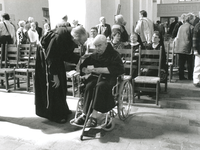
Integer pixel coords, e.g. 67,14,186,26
132,46,162,106
0,44,17,91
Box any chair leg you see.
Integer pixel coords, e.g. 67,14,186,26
165,81,167,92
17,78,20,88
72,76,75,97
169,65,173,82
14,71,16,90
156,82,160,105
132,79,135,103
4,72,9,90
26,71,29,91
32,72,35,93
1,79,4,86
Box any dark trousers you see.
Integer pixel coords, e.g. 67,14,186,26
83,76,115,114
0,35,13,61
178,53,193,79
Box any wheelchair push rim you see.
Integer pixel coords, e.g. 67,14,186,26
117,80,132,120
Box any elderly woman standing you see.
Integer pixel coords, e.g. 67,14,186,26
112,14,129,42
174,13,195,80
16,20,29,45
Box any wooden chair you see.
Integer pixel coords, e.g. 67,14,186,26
132,46,162,106
115,48,135,80
166,41,178,82
0,44,16,91
14,44,35,91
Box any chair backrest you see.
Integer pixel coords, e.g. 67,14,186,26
5,44,18,68
115,48,134,77
17,44,31,68
0,45,2,68
166,41,175,66
29,44,37,68
138,46,162,77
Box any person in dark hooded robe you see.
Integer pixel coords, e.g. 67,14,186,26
35,25,87,123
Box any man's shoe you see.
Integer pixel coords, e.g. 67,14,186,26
194,83,200,88
85,117,97,128
74,114,86,125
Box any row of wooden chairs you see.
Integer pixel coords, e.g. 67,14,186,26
0,43,37,92
68,46,165,106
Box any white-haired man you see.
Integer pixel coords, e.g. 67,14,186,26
35,25,87,123
74,34,124,127
96,16,111,39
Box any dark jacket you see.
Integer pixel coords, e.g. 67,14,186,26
193,21,200,54
96,23,111,38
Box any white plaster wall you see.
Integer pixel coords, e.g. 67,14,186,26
49,0,86,29
3,0,48,28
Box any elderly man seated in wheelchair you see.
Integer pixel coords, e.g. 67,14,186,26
74,34,125,128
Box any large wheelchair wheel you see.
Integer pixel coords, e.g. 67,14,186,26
117,80,132,120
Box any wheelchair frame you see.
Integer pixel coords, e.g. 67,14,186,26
70,73,133,140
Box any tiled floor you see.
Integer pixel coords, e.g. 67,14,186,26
0,76,200,150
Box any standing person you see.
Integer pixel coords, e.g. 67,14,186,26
168,17,178,36
0,13,16,60
112,14,129,42
135,10,154,45
174,13,195,80
35,26,88,123
28,22,40,45
172,14,186,39
16,20,30,45
96,16,111,39
193,12,200,87
62,15,71,27
43,23,51,36
25,17,34,31
35,21,43,39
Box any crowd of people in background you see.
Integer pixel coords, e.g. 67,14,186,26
0,10,200,90
1,9,199,124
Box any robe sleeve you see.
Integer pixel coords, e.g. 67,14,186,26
107,52,125,76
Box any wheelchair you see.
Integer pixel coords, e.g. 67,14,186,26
70,73,133,140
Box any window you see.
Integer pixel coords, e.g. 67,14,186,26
42,8,49,18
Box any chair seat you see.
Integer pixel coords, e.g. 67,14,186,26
15,68,35,72
134,76,160,84
66,70,78,77
0,68,14,73
123,75,132,81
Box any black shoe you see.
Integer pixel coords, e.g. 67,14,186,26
180,77,187,80
74,114,86,125
194,83,200,88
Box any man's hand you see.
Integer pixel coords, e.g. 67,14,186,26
52,75,60,88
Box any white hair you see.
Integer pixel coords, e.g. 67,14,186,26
93,34,107,45
18,20,25,27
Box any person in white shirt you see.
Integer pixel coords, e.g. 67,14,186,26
28,22,40,45
135,10,154,45
84,27,98,54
